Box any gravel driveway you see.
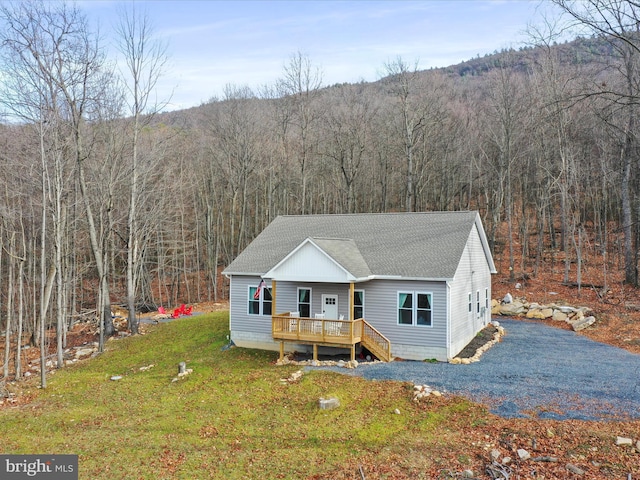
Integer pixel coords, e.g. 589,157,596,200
321,319,640,420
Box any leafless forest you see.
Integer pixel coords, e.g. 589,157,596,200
2,1,640,381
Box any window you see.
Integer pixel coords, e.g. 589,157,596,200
468,292,473,313
354,290,365,319
248,284,272,316
398,291,432,327
485,288,490,310
476,290,481,315
298,288,311,318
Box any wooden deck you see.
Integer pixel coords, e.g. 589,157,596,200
272,313,392,362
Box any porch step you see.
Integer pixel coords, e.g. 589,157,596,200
361,320,392,362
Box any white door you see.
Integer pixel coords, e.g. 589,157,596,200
322,294,338,319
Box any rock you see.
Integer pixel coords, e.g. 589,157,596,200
490,449,501,461
502,456,512,465
615,436,633,446
74,347,95,359
540,307,554,318
110,375,123,381
566,463,585,475
572,316,596,331
449,357,461,364
462,470,474,478
499,301,526,316
491,320,500,327
568,310,585,323
394,408,401,415
526,308,547,319
636,440,640,453
558,305,577,314
431,390,442,397
319,397,340,410
178,361,187,375
552,310,568,322
502,293,513,304
517,448,530,460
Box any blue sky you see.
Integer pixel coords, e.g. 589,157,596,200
80,1,554,111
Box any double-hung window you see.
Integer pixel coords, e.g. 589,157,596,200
398,291,432,327
354,290,365,319
298,288,311,318
248,284,272,316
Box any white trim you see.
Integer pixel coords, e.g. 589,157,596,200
247,284,272,316
397,291,433,327
297,286,312,317
353,289,365,319
446,281,452,359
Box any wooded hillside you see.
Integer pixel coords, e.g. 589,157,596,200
2,1,640,382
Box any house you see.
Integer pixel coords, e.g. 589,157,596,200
222,211,497,362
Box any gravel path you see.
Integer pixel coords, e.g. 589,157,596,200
318,319,640,420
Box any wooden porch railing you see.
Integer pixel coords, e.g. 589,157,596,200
361,321,392,362
272,312,392,362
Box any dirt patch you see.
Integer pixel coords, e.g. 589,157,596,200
456,324,499,359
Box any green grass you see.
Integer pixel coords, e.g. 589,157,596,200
0,312,486,479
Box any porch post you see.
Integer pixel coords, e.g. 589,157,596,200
279,341,284,361
349,282,355,320
272,279,277,315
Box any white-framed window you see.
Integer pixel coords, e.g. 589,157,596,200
248,284,272,316
297,287,311,318
398,291,432,327
476,290,481,316
354,290,365,319
468,292,473,313
485,288,490,310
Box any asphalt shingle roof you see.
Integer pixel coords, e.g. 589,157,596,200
223,211,487,280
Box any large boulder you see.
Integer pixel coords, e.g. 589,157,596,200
572,316,596,331
499,300,526,316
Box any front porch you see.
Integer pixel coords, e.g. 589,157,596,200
272,312,392,362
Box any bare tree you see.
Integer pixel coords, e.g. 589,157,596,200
277,52,323,214
115,4,168,334
553,0,640,286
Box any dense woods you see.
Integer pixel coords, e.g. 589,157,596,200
2,0,640,383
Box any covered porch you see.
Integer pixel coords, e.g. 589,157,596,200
271,310,392,362
264,237,392,362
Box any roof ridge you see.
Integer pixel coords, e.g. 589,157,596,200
278,210,477,219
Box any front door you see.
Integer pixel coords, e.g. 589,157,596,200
321,294,338,319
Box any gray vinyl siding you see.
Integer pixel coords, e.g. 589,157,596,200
363,279,447,350
230,276,448,351
272,282,353,319
449,225,493,357
229,275,273,336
